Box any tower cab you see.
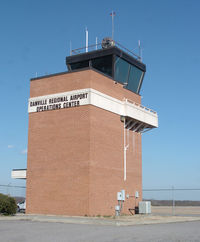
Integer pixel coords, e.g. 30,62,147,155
66,38,158,133
66,38,145,95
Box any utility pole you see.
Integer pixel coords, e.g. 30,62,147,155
172,186,175,215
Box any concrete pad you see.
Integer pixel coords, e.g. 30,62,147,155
1,214,200,226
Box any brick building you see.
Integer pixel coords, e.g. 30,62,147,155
12,42,158,216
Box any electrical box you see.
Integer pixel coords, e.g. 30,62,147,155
121,190,125,201
115,205,120,216
117,192,122,201
135,191,139,198
117,190,125,201
115,205,120,211
139,201,151,214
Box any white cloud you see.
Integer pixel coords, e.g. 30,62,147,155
21,149,27,154
8,145,14,149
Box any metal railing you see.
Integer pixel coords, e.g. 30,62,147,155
71,41,141,61
124,98,157,116
71,43,102,55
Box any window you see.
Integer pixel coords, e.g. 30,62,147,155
114,57,129,85
70,60,89,70
91,55,112,77
126,65,144,93
114,56,144,94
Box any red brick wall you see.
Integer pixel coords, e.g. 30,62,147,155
26,69,142,216
30,69,141,104
26,107,90,215
89,107,142,216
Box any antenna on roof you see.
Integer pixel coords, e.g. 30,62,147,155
86,27,88,53
110,11,116,40
70,41,72,56
96,37,98,50
138,40,142,61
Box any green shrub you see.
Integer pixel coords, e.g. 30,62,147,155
0,193,17,215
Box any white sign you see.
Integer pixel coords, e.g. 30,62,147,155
28,88,158,128
28,89,90,113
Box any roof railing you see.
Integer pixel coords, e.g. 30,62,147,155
71,41,141,61
71,43,102,55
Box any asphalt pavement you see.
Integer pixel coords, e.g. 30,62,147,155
1,220,200,242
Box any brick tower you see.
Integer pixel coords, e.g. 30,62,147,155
25,40,158,216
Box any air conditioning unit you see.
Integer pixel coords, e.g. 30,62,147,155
139,201,151,214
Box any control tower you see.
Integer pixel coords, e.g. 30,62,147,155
13,39,158,216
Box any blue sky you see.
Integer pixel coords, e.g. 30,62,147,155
0,0,200,195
